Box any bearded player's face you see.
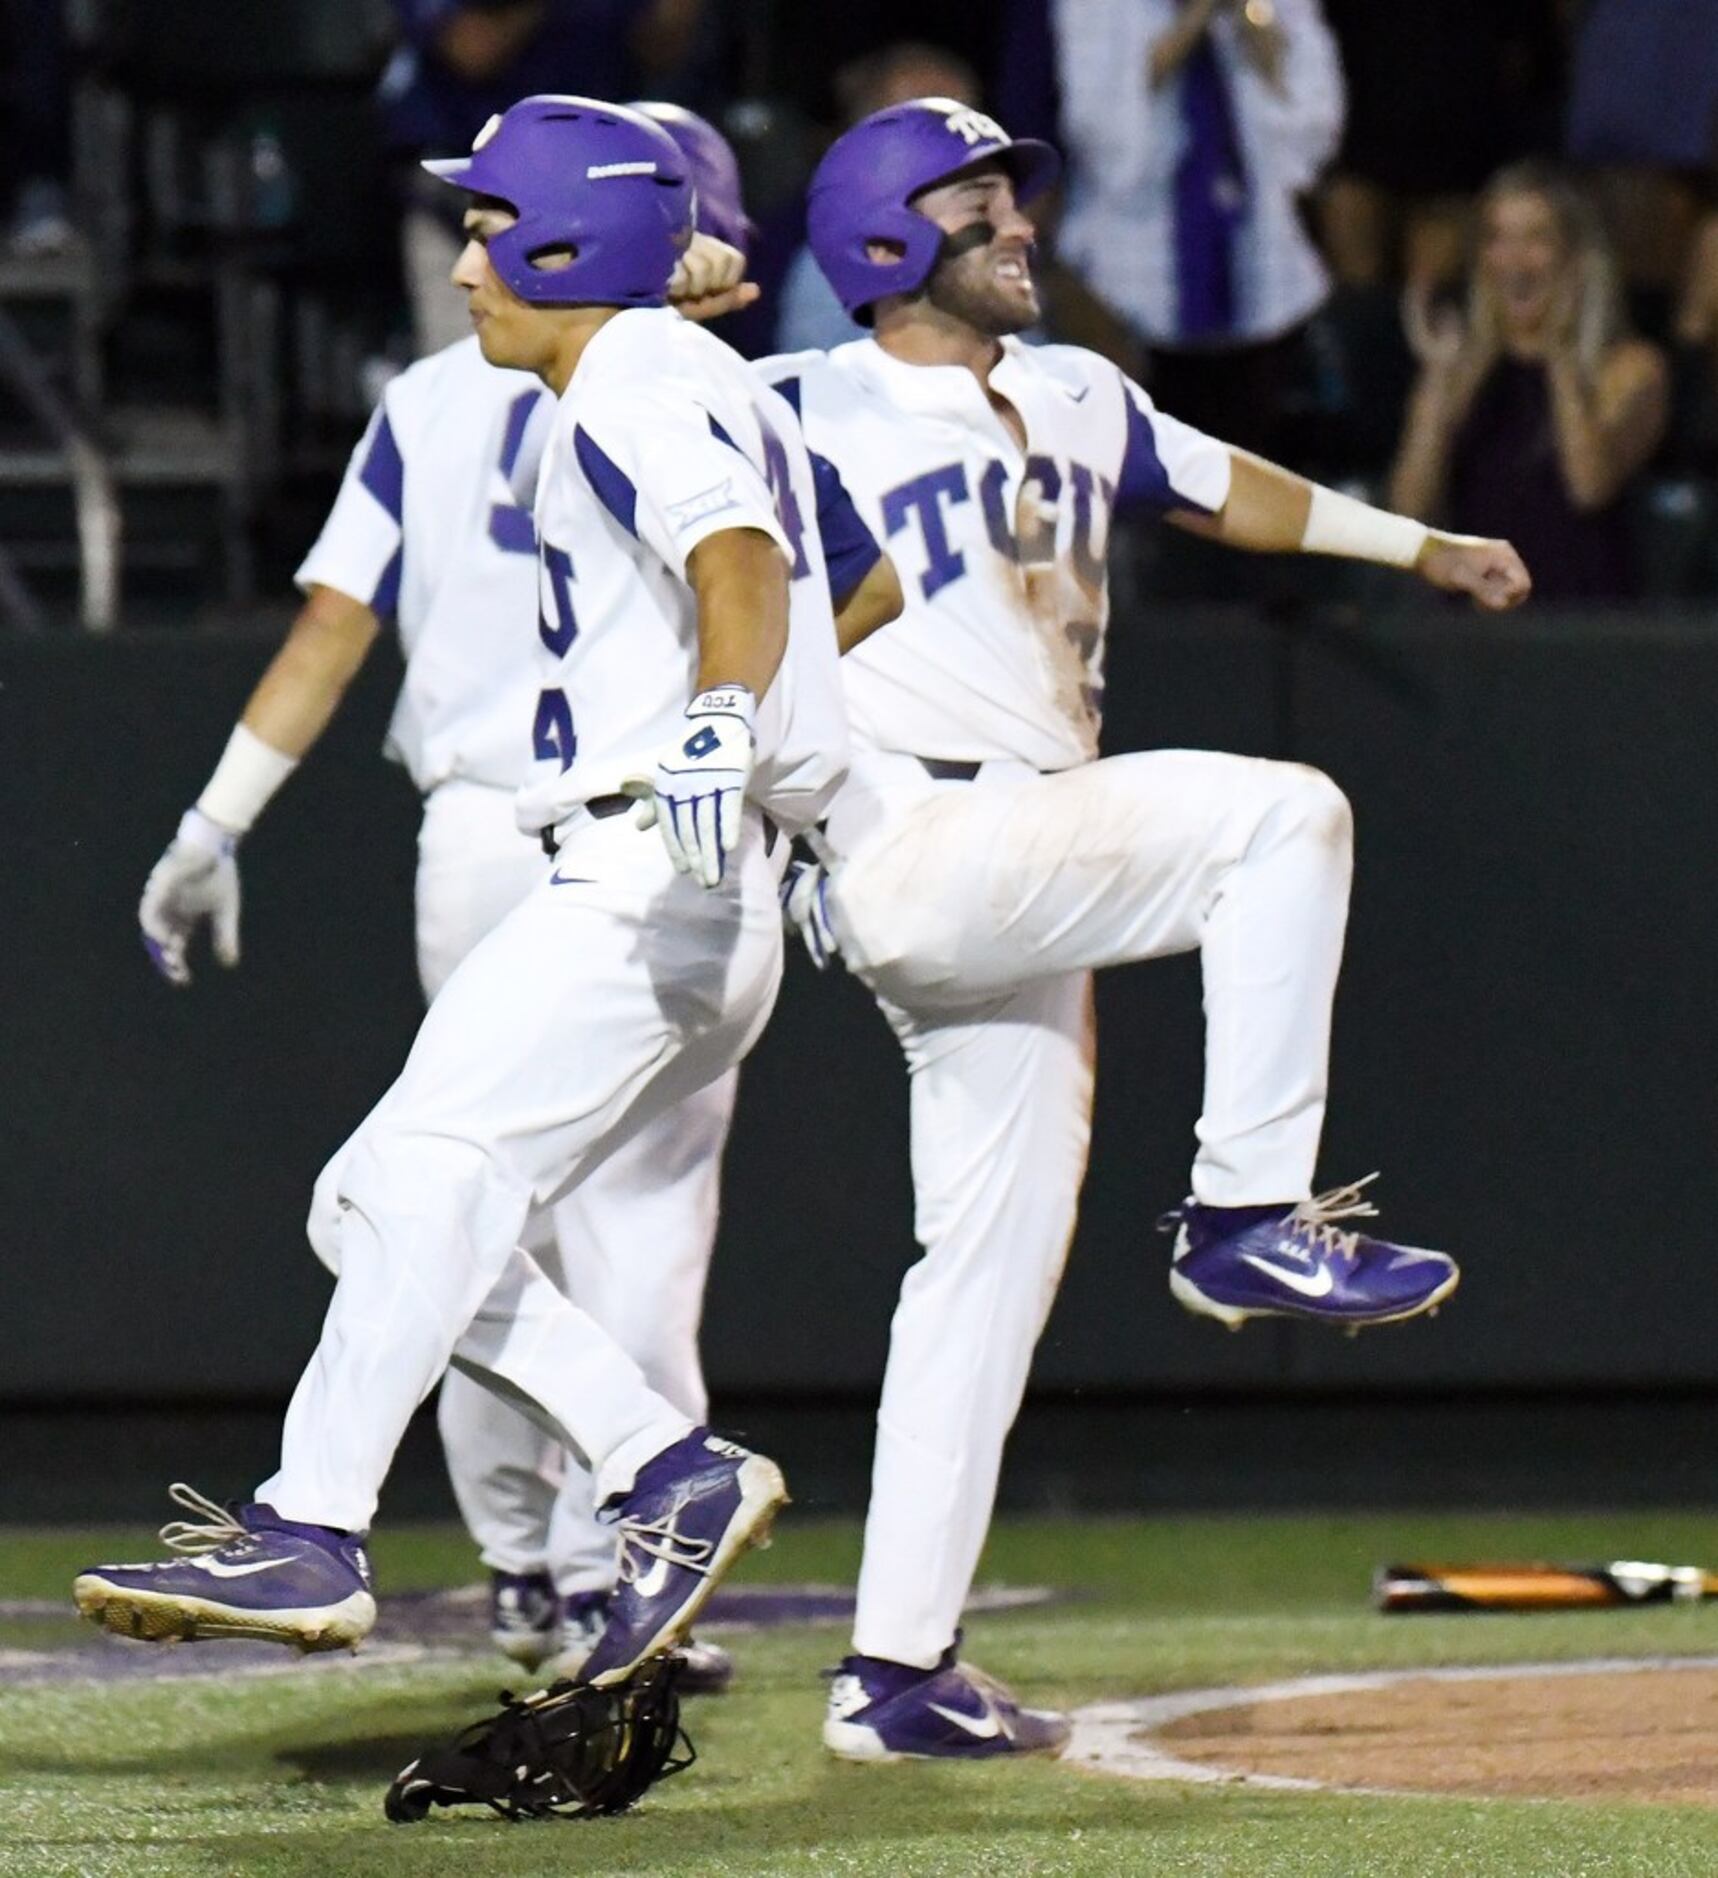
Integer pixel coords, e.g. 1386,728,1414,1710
911,162,1041,336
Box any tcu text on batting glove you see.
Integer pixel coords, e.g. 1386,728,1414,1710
633,685,756,889
138,807,242,986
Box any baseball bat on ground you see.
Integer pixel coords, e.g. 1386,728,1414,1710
1374,1561,1718,1613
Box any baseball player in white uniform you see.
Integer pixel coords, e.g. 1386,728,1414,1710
130,104,891,1687
762,99,1531,1762
132,102,886,1690
76,96,850,1688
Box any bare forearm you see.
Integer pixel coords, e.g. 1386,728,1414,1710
1175,449,1311,552
1389,378,1462,519
1176,446,1532,609
1178,448,1426,565
241,585,381,759
834,554,904,655
688,529,788,701
1544,354,1625,511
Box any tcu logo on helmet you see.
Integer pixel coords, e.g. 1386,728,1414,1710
937,102,1008,148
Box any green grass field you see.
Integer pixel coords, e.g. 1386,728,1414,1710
6,1511,1718,1876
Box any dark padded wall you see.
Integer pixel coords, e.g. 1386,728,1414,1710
2,639,423,1400
4,610,1715,1401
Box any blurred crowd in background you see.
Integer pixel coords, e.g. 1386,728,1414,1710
6,0,1718,612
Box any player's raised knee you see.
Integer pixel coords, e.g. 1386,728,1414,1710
1277,763,1353,854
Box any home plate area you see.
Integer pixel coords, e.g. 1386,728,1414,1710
1069,1655,1718,1808
0,1582,1059,1686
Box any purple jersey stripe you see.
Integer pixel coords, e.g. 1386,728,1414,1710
573,424,638,538
1118,387,1214,516
811,448,881,606
359,410,405,523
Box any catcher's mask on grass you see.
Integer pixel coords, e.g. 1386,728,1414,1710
385,1658,693,1824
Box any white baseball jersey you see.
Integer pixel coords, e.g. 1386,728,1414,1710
758,337,1233,770
296,336,552,794
516,306,848,841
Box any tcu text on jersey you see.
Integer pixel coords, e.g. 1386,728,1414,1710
760,336,1231,771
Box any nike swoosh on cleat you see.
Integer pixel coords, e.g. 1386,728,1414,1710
926,1701,1004,1739
191,1555,298,1579
550,872,594,886
629,1557,673,1600
1238,1254,1335,1298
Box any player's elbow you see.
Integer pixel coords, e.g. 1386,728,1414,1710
835,554,904,655
867,554,906,629
1295,765,1353,855
282,585,382,687
688,526,791,617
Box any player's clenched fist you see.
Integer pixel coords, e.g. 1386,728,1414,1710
138,807,242,986
667,234,760,324
1416,534,1532,612
631,686,757,889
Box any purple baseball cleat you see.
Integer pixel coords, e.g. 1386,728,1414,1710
72,1483,376,1651
823,1646,1071,1762
545,1588,612,1679
1165,1175,1460,1331
670,1634,737,1695
549,1589,735,1692
489,1567,558,1668
579,1429,785,1689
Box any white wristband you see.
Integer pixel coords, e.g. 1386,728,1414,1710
175,805,238,858
688,685,756,730
1301,484,1429,569
196,723,299,835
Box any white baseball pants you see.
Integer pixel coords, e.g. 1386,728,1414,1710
262,804,780,1534
822,749,1352,1665
402,780,733,1591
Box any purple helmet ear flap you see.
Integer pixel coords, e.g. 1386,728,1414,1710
806,191,946,325
487,208,581,295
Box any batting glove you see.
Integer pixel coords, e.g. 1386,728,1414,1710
632,686,756,889
779,854,838,970
138,807,242,986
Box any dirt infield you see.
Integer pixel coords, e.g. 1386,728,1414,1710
1158,1660,1718,1805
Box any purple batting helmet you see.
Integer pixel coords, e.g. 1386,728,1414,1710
423,94,693,308
633,101,757,257
807,98,1060,321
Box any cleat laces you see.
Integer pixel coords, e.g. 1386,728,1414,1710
616,1506,714,1587
1287,1174,1381,1262
157,1482,251,1556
